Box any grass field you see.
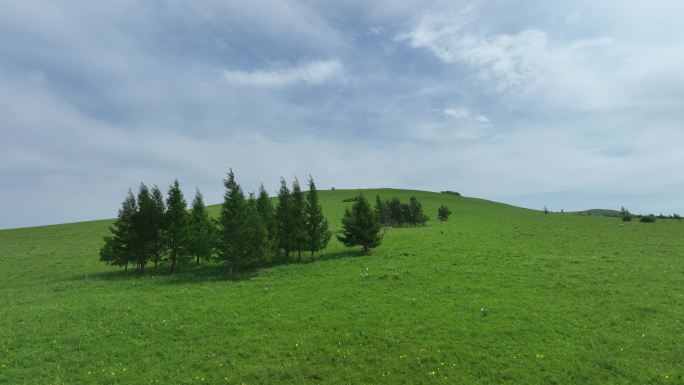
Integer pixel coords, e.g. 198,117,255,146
1,188,682,384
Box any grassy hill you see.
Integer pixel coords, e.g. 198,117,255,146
1,188,682,384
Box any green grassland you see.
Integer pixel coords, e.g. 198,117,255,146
1,189,682,384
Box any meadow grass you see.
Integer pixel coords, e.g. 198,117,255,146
0,189,682,384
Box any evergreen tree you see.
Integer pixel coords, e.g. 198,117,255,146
291,177,307,260
256,184,277,257
245,193,269,267
408,196,428,225
217,169,250,274
275,178,294,259
165,179,189,274
150,185,167,271
188,188,215,264
620,206,632,222
100,190,137,271
305,175,331,258
375,195,390,227
133,183,155,272
337,193,382,252
437,205,452,221
388,197,404,227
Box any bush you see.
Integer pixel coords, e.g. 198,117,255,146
639,214,656,223
440,191,461,196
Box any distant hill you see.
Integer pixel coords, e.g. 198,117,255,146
571,208,622,217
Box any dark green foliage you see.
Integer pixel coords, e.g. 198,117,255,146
438,205,452,221
217,169,250,274
188,188,215,265
165,179,189,274
337,193,382,252
305,176,331,258
639,214,656,223
440,190,461,196
376,196,428,227
375,195,390,227
342,197,359,203
543,206,549,215
245,193,269,267
256,184,277,256
407,196,428,225
150,185,167,270
387,197,404,227
674,213,681,221
620,206,632,222
133,183,156,272
291,178,307,259
275,178,294,259
99,190,137,270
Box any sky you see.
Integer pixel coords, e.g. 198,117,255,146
2,0,684,229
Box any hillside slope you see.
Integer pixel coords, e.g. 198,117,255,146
1,189,682,384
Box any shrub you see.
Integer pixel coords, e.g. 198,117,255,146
440,191,461,196
639,214,656,223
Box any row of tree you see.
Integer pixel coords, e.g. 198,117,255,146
374,196,429,227
100,172,332,274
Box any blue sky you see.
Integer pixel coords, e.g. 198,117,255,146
2,0,684,228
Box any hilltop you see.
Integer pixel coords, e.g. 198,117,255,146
0,189,682,384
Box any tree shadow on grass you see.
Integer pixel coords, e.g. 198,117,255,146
70,263,257,284
71,248,367,284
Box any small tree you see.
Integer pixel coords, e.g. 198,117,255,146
437,205,452,221
305,175,331,259
165,179,189,274
100,190,137,271
188,188,215,265
639,214,656,223
245,193,269,267
620,206,632,222
337,194,382,253
543,206,549,215
133,183,156,272
256,184,277,258
150,185,167,271
375,195,390,227
275,178,294,259
408,196,428,225
291,178,307,260
217,169,250,274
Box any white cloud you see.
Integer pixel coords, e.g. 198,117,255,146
222,60,343,87
397,5,684,111
443,107,489,123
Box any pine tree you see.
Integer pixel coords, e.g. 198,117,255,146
305,175,331,259
133,183,155,272
437,205,452,221
256,184,277,258
388,197,404,227
218,169,250,274
100,190,137,271
291,177,307,260
275,178,294,259
245,193,269,267
188,188,215,264
375,195,390,227
165,179,189,274
150,185,167,271
408,196,428,225
337,193,383,252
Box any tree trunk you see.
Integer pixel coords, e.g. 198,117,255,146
196,255,200,264
124,262,128,272
363,244,369,252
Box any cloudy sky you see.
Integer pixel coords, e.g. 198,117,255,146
2,0,684,228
